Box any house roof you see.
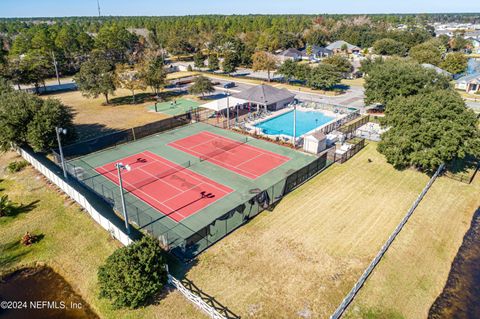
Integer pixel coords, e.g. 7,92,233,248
277,48,304,57
455,72,480,83
301,45,333,56
421,63,452,77
232,84,295,105
326,40,360,51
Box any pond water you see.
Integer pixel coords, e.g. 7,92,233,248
428,208,480,319
467,58,480,75
0,267,98,319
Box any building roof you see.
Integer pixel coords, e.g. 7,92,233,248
306,131,326,141
301,45,333,56
277,48,304,58
232,84,295,105
456,72,480,84
421,63,453,77
326,40,360,51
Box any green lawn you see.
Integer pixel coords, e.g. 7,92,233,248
147,98,201,116
0,151,206,319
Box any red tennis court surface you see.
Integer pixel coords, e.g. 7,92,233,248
95,151,232,222
168,131,290,179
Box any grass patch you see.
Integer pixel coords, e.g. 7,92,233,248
0,152,206,319
177,143,479,318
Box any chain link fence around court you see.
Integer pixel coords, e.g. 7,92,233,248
56,114,191,160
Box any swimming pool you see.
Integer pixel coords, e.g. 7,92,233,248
255,110,335,137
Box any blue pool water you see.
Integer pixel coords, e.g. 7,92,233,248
255,110,335,137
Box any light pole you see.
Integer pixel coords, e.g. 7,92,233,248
115,163,131,234
292,104,297,147
55,127,68,180
226,90,230,129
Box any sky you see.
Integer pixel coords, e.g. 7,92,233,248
0,0,478,18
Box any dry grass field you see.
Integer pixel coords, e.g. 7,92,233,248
0,151,206,319
179,143,479,319
345,169,480,318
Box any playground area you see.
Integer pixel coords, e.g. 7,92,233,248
147,98,201,116
65,122,322,259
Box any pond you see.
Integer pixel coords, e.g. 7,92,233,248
428,208,480,319
0,267,98,319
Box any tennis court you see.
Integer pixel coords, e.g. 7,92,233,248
168,131,290,179
147,98,200,116
95,151,232,222
66,122,323,259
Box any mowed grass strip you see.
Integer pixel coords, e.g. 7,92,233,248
0,152,206,319
182,143,434,318
345,169,480,319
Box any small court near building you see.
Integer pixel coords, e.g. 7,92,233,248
65,122,325,260
147,98,201,116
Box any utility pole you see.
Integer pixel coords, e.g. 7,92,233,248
97,0,101,17
55,127,68,180
51,51,60,85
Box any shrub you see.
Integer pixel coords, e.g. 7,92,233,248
97,236,168,309
7,160,28,173
0,194,17,217
20,232,39,246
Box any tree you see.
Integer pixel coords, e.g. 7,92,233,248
409,42,442,65
294,63,311,82
378,90,480,172
189,76,214,97
26,98,76,152
372,38,407,56
98,236,168,309
277,59,298,83
440,52,468,75
252,51,278,82
0,80,75,152
364,59,451,106
322,55,353,76
95,24,138,63
74,53,116,104
208,54,219,71
116,65,147,104
140,55,166,96
307,64,341,90
193,51,205,69
222,52,238,74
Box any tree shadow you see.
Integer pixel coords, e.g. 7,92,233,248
109,92,157,106
70,123,124,143
6,200,40,218
0,239,31,268
447,155,479,175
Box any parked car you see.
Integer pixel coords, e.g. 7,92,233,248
223,82,235,89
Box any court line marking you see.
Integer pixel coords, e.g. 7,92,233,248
142,151,233,194
200,131,291,161
96,150,234,222
169,143,259,179
168,131,290,178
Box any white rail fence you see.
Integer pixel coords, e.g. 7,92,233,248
168,275,227,319
18,147,227,319
330,163,445,319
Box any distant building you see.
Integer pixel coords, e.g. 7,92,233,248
276,48,305,62
326,40,361,54
301,45,333,61
421,63,453,78
466,37,480,54
455,73,480,94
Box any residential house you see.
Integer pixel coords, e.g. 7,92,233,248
276,48,305,62
466,37,480,54
455,73,480,94
326,40,361,54
301,45,333,61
